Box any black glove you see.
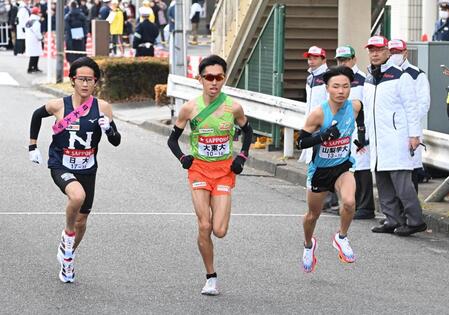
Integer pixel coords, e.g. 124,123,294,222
180,155,194,169
231,155,246,174
320,125,340,142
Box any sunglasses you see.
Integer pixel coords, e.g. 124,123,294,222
201,73,225,82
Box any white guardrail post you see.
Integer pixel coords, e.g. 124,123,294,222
167,74,449,168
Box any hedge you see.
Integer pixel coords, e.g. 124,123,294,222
94,57,169,102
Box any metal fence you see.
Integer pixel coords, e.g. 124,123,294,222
0,23,9,46
236,4,285,150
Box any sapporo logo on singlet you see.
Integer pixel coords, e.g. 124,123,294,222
319,136,350,159
62,131,96,170
198,135,230,157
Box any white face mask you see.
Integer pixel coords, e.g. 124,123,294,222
440,10,449,19
390,54,404,66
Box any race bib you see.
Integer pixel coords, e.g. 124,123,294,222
62,148,96,170
198,135,230,158
319,136,350,159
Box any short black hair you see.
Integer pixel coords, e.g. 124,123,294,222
198,55,227,75
69,57,101,81
323,66,354,85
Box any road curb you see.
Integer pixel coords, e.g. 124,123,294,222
35,84,70,98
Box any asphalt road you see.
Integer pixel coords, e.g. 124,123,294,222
1,52,449,314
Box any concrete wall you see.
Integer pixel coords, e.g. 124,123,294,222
338,0,371,71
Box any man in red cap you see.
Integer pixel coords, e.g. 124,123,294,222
25,6,43,73
388,39,430,193
303,46,328,117
363,36,427,236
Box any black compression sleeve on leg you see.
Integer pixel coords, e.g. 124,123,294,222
297,129,322,149
105,121,121,146
239,120,253,157
30,105,51,140
167,125,185,160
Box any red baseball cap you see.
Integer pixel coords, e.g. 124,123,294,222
365,36,389,48
31,7,40,15
303,46,326,58
388,39,407,51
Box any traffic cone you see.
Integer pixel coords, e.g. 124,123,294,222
63,59,70,77
43,32,56,58
86,33,93,56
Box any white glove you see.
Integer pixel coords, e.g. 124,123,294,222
29,148,43,164
98,114,111,133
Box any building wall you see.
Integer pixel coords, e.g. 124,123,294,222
387,0,439,41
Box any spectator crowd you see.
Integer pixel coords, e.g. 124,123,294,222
0,0,204,71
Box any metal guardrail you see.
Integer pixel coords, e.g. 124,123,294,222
168,74,449,171
422,129,449,171
167,74,306,129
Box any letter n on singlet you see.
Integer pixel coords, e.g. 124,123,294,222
68,131,93,149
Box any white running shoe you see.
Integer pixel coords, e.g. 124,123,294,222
302,237,317,273
56,230,76,283
57,251,75,283
201,277,219,296
332,233,355,263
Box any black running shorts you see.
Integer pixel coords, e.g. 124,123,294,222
50,169,96,214
310,160,354,193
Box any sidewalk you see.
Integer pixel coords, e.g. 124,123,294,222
34,84,449,237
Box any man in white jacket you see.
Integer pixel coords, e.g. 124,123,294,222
364,36,427,236
388,39,431,192
299,46,328,163
14,0,30,55
25,6,42,73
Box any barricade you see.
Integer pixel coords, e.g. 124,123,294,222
0,22,9,46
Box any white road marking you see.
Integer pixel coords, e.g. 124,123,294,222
0,72,19,86
0,211,385,219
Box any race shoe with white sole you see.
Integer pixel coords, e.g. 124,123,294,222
57,251,75,283
201,277,219,296
332,233,355,263
57,230,76,283
302,237,317,273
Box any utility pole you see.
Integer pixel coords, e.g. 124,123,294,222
56,0,64,83
173,0,186,77
46,0,52,83
171,0,187,116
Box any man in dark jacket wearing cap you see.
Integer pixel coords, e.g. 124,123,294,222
133,6,159,57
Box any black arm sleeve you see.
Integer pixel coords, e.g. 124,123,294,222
239,120,253,157
30,105,52,140
297,129,322,149
105,121,121,146
167,125,185,160
355,101,365,128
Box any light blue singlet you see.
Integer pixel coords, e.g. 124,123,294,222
307,100,356,184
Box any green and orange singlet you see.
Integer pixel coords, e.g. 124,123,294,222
189,94,235,162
